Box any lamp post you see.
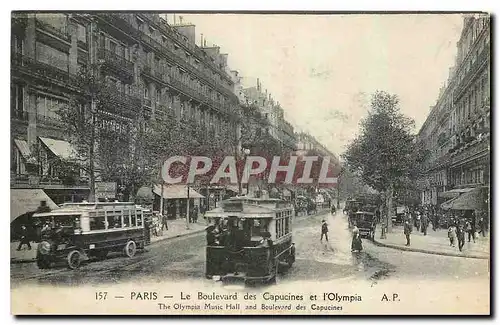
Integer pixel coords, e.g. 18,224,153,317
243,148,250,196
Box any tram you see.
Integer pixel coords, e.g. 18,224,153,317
204,197,295,284
33,202,151,270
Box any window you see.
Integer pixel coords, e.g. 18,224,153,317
90,217,106,230
77,24,86,43
36,95,65,120
36,42,68,71
107,215,121,229
11,84,24,115
110,41,117,54
12,35,23,54
156,89,161,103
137,213,143,227
144,85,149,98
131,212,137,227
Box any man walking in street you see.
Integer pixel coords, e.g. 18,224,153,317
457,223,466,252
403,220,412,246
422,213,429,236
161,213,168,231
16,225,31,251
466,220,475,243
321,220,329,242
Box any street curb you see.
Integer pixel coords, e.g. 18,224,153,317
150,229,206,245
372,237,489,260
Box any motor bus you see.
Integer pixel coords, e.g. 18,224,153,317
204,197,295,285
33,202,151,270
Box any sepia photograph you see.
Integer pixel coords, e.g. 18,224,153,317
9,11,491,315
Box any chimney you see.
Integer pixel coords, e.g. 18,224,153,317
201,33,203,47
257,78,260,91
173,14,176,25
204,39,207,47
179,16,183,24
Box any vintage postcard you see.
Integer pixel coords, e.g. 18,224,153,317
10,11,491,315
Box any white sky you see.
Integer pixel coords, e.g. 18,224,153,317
165,14,464,155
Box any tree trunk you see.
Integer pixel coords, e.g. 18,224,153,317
387,182,394,233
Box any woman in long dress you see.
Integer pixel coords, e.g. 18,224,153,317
351,224,363,252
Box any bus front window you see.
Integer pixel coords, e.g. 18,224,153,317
250,219,270,240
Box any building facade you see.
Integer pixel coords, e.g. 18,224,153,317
11,13,241,204
417,15,490,220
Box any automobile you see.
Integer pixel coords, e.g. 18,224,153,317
352,211,376,240
204,197,295,285
33,202,150,270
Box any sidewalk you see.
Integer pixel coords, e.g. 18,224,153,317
373,225,490,259
10,218,207,264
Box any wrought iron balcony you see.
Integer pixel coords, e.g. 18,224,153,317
36,114,64,128
450,137,490,165
454,45,490,100
101,86,141,119
35,19,71,42
97,48,134,81
11,53,78,86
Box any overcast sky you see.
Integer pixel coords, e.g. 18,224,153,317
166,14,464,156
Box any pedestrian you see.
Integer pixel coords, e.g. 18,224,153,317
16,225,31,251
351,224,363,252
321,220,329,242
448,224,457,247
416,212,421,232
457,224,466,252
193,205,199,223
161,213,168,231
403,220,412,246
466,220,475,243
422,213,429,236
479,215,486,237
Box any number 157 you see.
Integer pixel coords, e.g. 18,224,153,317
95,292,108,300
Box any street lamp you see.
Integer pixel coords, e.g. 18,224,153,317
243,148,251,196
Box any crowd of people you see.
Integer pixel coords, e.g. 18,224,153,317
401,206,488,252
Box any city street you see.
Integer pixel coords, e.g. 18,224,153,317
11,210,489,288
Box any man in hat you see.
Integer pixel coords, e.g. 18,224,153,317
17,225,32,251
321,220,329,242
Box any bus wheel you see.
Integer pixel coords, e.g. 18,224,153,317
124,240,137,258
67,250,82,270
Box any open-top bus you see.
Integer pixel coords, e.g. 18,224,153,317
33,202,151,270
204,197,295,285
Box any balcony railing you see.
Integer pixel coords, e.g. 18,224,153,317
12,53,78,86
101,86,141,119
35,19,71,42
37,114,64,128
139,14,234,84
450,137,490,165
455,45,490,99
97,48,134,79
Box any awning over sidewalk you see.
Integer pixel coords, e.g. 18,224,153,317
153,185,204,199
438,187,475,199
14,139,37,164
39,137,77,160
11,189,58,223
440,187,483,211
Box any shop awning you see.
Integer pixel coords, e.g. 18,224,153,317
153,185,204,199
14,139,37,164
439,187,475,199
440,187,483,211
39,137,77,160
11,189,58,223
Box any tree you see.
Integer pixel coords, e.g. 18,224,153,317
343,91,420,237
